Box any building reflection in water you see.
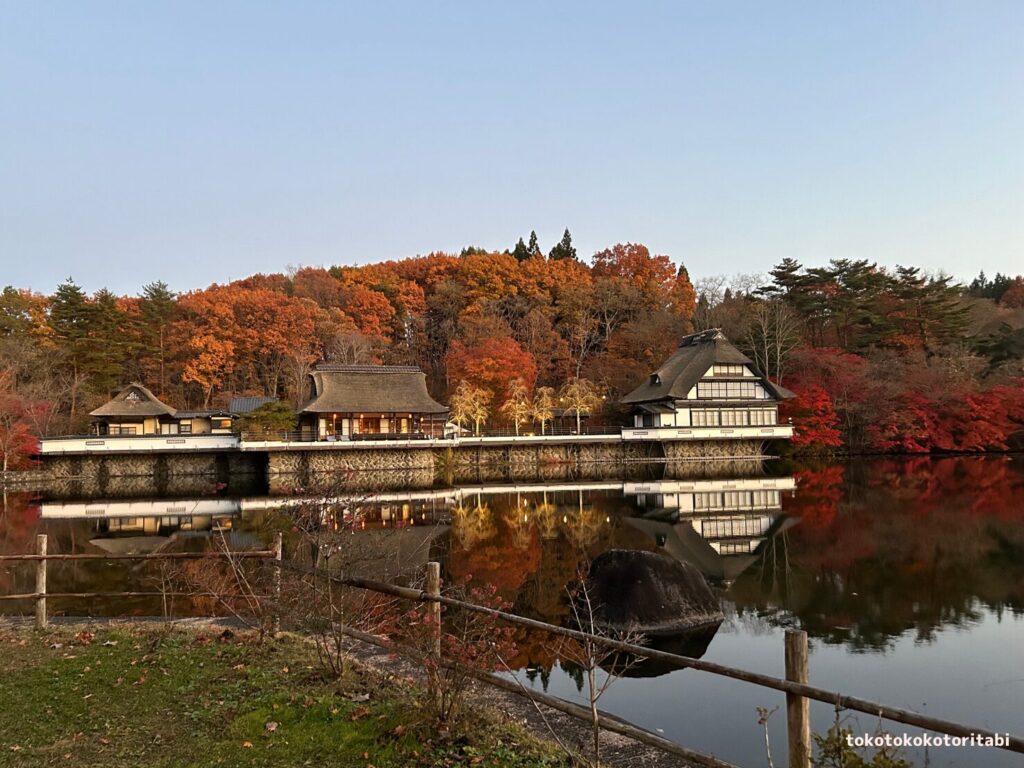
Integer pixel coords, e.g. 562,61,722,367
623,477,796,585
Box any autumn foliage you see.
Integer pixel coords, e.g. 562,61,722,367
0,233,701,437
0,236,1022,454
445,337,537,404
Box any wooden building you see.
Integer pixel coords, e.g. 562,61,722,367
298,364,448,440
620,329,794,431
90,383,234,436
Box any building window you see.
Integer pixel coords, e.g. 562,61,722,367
690,407,777,426
696,381,763,399
692,410,717,426
179,420,192,434
211,418,231,430
712,364,746,377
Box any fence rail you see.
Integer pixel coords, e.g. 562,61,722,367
0,534,282,629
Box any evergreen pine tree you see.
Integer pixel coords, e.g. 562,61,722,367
140,281,177,394
50,279,92,365
511,237,530,262
49,278,94,417
548,228,577,261
89,288,131,395
527,230,542,258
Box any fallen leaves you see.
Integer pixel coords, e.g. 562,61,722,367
348,707,371,721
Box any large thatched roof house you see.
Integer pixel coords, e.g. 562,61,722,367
298,364,448,440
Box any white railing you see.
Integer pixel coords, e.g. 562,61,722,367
38,433,241,454
623,476,796,494
38,424,794,454
621,425,794,441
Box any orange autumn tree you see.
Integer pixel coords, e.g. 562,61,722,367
182,332,236,407
445,337,537,406
175,285,319,405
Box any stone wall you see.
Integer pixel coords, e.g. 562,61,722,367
661,439,763,461
266,448,436,493
35,451,264,498
35,437,769,494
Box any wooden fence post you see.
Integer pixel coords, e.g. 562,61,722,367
35,534,47,630
785,629,811,768
425,561,442,708
425,561,441,658
272,532,283,636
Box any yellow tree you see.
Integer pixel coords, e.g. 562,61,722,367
498,378,532,435
530,386,556,435
449,380,491,435
559,378,603,433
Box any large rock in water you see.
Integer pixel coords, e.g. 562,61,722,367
586,549,723,635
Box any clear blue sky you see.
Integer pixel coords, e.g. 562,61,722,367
2,2,1021,295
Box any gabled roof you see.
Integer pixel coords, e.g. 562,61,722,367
90,383,176,418
228,396,277,414
301,365,448,415
620,329,795,405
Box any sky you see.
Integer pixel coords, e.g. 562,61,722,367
1,1,1021,295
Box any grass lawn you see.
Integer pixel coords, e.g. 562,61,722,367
0,624,569,768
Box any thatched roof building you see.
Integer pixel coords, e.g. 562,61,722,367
302,365,447,415
90,383,235,436
299,364,447,439
90,383,176,419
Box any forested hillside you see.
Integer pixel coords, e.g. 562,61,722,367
1,229,1022,464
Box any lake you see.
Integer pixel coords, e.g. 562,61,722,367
2,454,1022,767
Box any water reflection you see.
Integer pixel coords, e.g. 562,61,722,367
5,455,1024,655
6,455,1022,768
729,457,1024,650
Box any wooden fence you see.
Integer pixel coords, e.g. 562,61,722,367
0,533,282,629
2,542,1022,768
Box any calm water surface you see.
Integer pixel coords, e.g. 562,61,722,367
2,455,1022,767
